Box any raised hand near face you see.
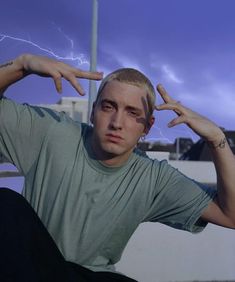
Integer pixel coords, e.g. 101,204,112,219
0,54,103,98
21,54,103,95
155,84,225,147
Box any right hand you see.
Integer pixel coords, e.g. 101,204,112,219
19,54,103,95
156,84,224,144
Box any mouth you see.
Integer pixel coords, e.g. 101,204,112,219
105,133,123,143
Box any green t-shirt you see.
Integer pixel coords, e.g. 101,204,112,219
0,98,215,272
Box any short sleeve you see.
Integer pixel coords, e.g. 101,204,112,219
143,160,216,233
0,97,64,175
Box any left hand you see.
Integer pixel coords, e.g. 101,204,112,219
155,84,224,144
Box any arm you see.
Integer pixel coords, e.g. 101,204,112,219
0,59,23,97
0,54,103,173
156,84,235,229
201,137,235,228
0,54,103,97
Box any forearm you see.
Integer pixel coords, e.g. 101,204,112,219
0,55,27,97
208,134,235,224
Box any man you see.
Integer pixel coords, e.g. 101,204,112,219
0,54,235,282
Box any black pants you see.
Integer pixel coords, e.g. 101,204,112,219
0,188,137,282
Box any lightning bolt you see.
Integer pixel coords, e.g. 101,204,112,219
51,22,74,50
0,33,89,66
0,31,196,146
146,123,198,144
146,125,174,143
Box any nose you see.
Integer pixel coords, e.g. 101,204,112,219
109,111,124,130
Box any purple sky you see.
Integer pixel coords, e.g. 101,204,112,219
1,0,235,144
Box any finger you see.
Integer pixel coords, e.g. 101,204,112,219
52,74,62,94
156,84,175,104
66,75,85,96
168,115,186,128
74,70,103,81
155,102,182,116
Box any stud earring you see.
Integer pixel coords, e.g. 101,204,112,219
140,134,146,142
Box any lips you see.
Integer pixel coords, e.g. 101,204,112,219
105,133,123,142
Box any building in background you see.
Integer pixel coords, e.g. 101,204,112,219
39,97,89,123
138,137,194,160
181,130,235,161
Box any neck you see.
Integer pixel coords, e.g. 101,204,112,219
100,153,132,167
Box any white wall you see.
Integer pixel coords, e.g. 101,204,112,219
116,223,235,282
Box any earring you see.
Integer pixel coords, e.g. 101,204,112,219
140,134,146,142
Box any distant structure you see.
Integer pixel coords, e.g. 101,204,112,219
181,130,235,161
138,137,194,160
39,97,89,123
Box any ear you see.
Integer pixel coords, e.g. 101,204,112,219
90,102,96,124
144,115,155,135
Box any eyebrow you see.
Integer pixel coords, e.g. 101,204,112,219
100,99,117,107
100,99,143,114
126,106,143,114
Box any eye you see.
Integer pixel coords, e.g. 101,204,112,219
128,110,138,117
101,102,114,111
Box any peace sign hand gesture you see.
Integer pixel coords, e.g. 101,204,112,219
155,84,225,147
21,54,103,95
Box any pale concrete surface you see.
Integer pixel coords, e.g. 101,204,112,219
116,223,235,282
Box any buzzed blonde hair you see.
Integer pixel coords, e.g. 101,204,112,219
95,68,156,116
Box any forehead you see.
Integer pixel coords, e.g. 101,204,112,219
99,80,148,109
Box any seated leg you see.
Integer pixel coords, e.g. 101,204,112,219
0,188,72,282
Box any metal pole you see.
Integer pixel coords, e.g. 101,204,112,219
176,138,180,160
87,0,98,124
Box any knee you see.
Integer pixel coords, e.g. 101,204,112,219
0,187,28,211
0,187,22,199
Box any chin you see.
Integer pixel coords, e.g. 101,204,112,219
101,142,132,157
102,145,122,155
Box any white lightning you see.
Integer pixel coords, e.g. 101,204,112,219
162,64,183,84
0,33,89,66
145,123,198,144
0,32,195,146
147,124,174,144
51,22,74,50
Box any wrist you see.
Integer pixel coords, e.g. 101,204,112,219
16,54,32,76
207,134,227,149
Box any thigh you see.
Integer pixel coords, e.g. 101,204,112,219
66,262,138,282
0,188,137,282
0,188,69,282
93,272,138,282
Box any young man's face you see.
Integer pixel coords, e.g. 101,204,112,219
91,80,154,166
